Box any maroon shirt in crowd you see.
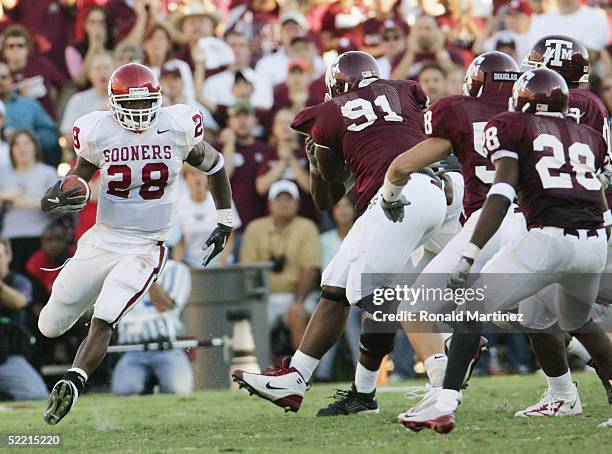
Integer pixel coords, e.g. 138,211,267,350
11,54,66,119
215,140,274,229
257,146,320,223
3,0,74,76
427,93,510,219
291,79,428,214
320,1,370,50
485,112,607,229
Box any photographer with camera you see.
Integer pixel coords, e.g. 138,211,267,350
0,236,47,401
240,180,320,354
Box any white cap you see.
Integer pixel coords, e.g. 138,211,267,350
269,180,300,200
280,12,308,30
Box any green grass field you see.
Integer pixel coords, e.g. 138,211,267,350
0,372,609,453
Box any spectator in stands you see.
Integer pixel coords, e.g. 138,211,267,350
172,2,220,68
314,197,360,381
174,165,241,268
445,65,466,96
255,12,321,87
0,101,9,169
26,223,74,300
65,5,115,87
416,62,447,103
0,236,47,401
241,180,320,351
203,31,273,110
475,0,533,63
270,60,317,119
1,24,66,119
0,130,58,274
61,51,113,146
142,25,195,101
217,101,274,230
320,0,369,52
256,108,317,222
529,0,609,54
112,259,194,396
113,41,144,67
375,20,407,79
106,0,170,45
1,0,75,77
391,15,466,80
360,1,408,58
601,75,612,115
0,62,59,163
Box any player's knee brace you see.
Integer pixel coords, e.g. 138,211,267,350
359,332,396,359
320,289,349,306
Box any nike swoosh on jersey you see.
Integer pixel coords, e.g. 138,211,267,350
157,129,170,134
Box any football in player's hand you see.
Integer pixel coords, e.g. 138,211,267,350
61,175,91,202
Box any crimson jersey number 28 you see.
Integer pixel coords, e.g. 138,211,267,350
341,95,402,131
107,163,169,200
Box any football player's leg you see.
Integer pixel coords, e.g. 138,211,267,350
232,223,358,411
38,239,113,339
111,352,150,396
152,350,194,396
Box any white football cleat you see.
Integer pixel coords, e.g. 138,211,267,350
403,384,463,415
398,405,456,434
597,418,611,428
232,357,307,412
515,386,582,417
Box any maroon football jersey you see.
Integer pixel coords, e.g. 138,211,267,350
291,79,428,213
484,111,607,229
568,88,612,207
427,93,510,219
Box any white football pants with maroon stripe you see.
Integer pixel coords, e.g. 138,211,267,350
38,227,167,338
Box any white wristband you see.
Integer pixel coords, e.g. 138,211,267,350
217,209,233,227
604,209,612,227
463,242,481,260
382,175,405,202
487,182,516,202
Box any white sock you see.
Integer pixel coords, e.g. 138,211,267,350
424,354,448,388
354,362,379,393
546,370,575,398
566,337,591,362
435,388,460,412
290,350,319,382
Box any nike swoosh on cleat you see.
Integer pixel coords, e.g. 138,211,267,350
265,382,288,390
157,129,170,134
47,197,59,203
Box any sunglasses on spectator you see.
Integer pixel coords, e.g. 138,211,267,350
383,34,402,42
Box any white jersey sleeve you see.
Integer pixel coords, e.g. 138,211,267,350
72,111,109,168
163,104,205,161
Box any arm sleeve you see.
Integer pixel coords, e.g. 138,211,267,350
73,113,103,167
168,104,205,160
427,97,459,142
296,222,321,268
311,103,342,152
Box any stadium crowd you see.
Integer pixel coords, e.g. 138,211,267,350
0,0,611,400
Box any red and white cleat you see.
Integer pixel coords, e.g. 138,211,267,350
514,386,582,417
398,406,456,434
231,357,307,412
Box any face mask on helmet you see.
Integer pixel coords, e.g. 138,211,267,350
110,87,162,132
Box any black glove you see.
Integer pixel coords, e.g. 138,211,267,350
202,223,233,267
40,181,88,215
380,195,410,223
305,136,319,175
431,154,462,176
448,257,473,290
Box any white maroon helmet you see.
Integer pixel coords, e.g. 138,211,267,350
108,63,162,132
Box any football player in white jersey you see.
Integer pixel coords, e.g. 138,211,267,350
38,63,233,425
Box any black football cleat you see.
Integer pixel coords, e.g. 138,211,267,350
316,383,379,416
44,380,77,425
